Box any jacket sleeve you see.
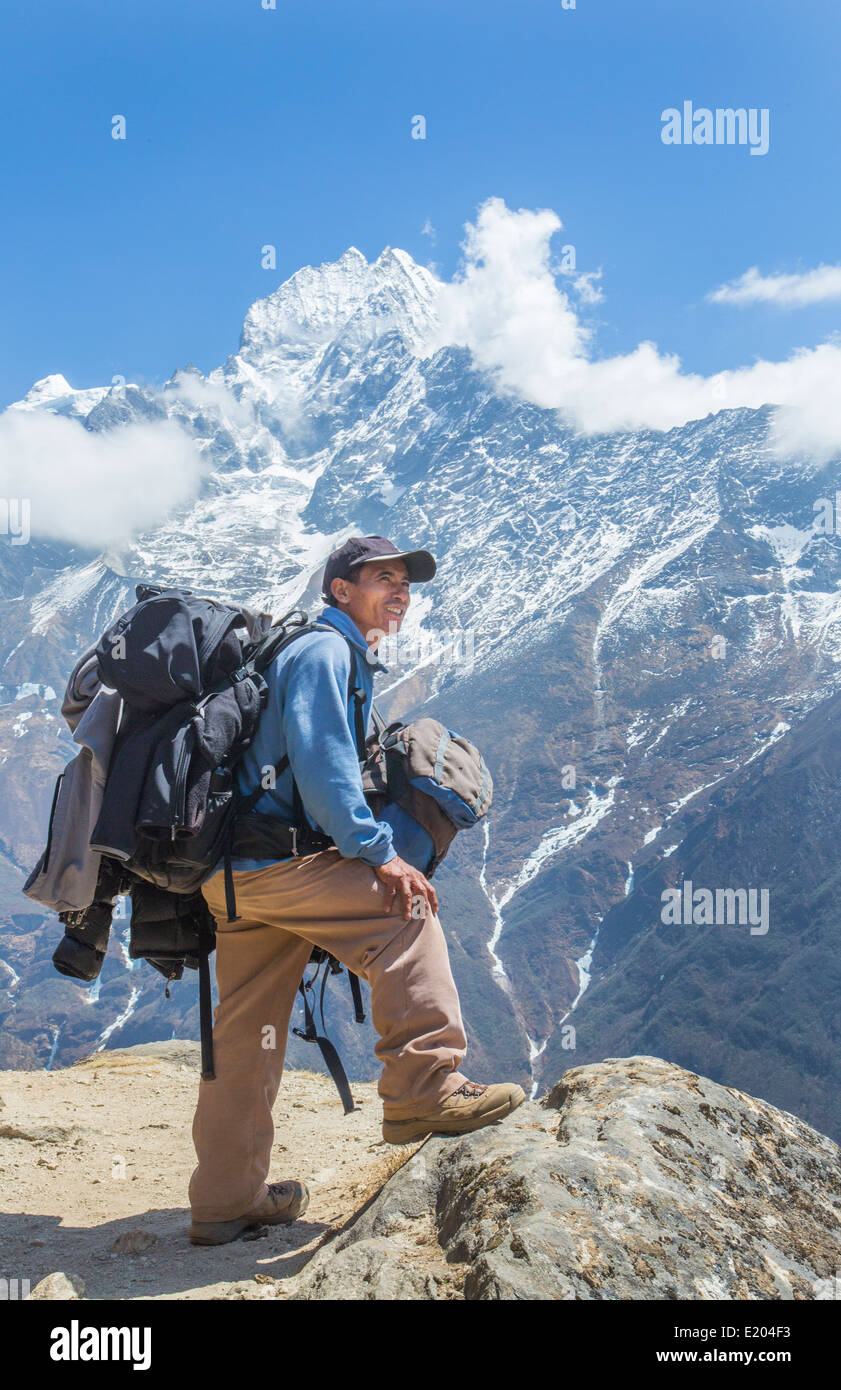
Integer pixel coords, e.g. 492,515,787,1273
281,635,397,867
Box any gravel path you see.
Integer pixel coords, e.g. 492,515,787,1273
0,1041,418,1301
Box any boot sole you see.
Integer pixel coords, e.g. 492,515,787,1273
381,1087,526,1145
189,1186,310,1245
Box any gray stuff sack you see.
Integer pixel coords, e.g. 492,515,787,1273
361,711,493,876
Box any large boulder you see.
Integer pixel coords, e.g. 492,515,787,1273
292,1056,841,1300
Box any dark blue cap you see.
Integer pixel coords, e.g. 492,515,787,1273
322,535,436,602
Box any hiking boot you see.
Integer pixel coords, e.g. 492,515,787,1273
381,1080,526,1145
189,1180,310,1246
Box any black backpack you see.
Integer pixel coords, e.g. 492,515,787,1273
54,584,370,1109
89,584,359,898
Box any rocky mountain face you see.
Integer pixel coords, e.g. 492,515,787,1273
1,244,840,1141
546,686,841,1140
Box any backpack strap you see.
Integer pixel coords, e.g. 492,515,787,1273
238,752,290,819
370,703,387,741
349,970,366,1024
198,922,216,1081
292,958,358,1114
222,818,239,926
349,649,367,761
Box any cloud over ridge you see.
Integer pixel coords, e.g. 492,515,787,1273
0,411,203,548
422,197,841,459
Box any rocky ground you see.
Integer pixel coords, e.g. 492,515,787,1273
0,1040,419,1301
2,1046,840,1301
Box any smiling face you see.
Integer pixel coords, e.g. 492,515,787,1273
329,557,410,647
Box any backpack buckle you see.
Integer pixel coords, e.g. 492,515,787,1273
289,826,298,856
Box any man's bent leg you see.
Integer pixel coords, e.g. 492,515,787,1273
362,909,469,1119
188,904,313,1223
203,849,469,1123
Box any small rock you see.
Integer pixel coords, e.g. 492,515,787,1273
217,1280,278,1300
109,1230,159,1255
28,1272,85,1300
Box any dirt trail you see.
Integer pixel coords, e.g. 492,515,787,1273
0,1041,417,1301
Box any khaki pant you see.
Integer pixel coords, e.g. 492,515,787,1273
188,846,468,1222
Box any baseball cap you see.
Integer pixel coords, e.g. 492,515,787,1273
321,535,436,603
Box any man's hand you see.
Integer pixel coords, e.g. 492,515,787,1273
373,855,439,922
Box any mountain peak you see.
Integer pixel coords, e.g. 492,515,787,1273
237,244,440,363
20,373,74,403
10,373,111,418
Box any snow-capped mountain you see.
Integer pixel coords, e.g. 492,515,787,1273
2,244,840,1137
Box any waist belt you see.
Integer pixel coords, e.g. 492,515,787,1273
231,811,335,863
222,811,335,926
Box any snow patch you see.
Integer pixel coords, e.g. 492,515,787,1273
0,957,21,988
95,987,142,1050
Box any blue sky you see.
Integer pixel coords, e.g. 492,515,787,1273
1,0,840,410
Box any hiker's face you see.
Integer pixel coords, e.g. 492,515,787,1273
331,559,410,647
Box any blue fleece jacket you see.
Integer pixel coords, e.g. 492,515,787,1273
229,605,397,872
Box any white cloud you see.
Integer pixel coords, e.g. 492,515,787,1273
568,269,604,305
421,218,437,244
420,197,841,459
423,198,591,388
0,410,203,547
164,369,255,428
709,264,841,308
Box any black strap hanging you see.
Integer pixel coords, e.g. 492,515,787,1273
198,924,215,1081
349,971,366,1024
292,957,357,1114
223,810,239,925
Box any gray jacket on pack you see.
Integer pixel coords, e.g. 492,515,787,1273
23,644,122,913
23,603,272,914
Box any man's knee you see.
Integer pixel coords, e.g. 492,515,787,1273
359,902,443,973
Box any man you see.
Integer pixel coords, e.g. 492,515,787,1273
188,535,525,1246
